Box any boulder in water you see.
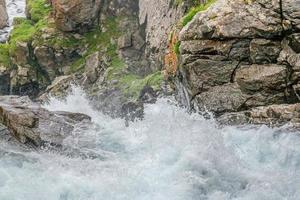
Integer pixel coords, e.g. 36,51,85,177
0,96,91,147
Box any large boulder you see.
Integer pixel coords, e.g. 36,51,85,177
0,96,91,147
52,0,102,32
0,0,8,29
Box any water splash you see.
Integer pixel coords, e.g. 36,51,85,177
0,86,299,200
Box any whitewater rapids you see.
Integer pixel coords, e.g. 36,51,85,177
0,87,299,200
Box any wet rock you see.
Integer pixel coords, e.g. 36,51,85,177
0,96,91,147
38,75,78,101
250,39,281,64
0,0,7,29
218,103,300,128
180,0,282,41
52,0,102,32
193,83,249,115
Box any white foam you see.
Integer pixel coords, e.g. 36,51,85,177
0,86,299,200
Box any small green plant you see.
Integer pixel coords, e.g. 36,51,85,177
181,0,217,27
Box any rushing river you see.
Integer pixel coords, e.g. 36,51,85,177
0,0,26,42
0,87,299,200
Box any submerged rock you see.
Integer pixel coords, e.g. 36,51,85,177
0,96,91,147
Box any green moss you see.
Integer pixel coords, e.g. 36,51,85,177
181,0,217,27
0,44,10,67
9,18,35,53
27,0,52,22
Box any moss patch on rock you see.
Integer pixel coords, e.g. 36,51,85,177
181,0,217,27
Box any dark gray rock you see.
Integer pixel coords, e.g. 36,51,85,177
250,39,281,64
193,84,249,115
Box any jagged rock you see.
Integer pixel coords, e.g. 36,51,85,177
193,83,249,115
278,37,300,71
287,33,300,53
250,39,281,64
118,33,132,49
0,0,8,29
38,75,78,101
181,59,238,95
282,0,300,31
234,64,287,94
218,103,300,128
34,46,58,80
84,51,106,84
180,0,282,40
0,96,91,147
52,0,102,32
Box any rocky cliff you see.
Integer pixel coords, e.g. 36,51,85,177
1,0,300,126
176,0,300,126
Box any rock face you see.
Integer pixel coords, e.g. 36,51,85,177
177,0,300,125
0,96,91,147
0,0,8,28
52,0,102,32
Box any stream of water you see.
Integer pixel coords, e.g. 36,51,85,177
0,87,299,200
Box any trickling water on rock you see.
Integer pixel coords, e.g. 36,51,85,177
0,0,25,42
0,87,299,200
